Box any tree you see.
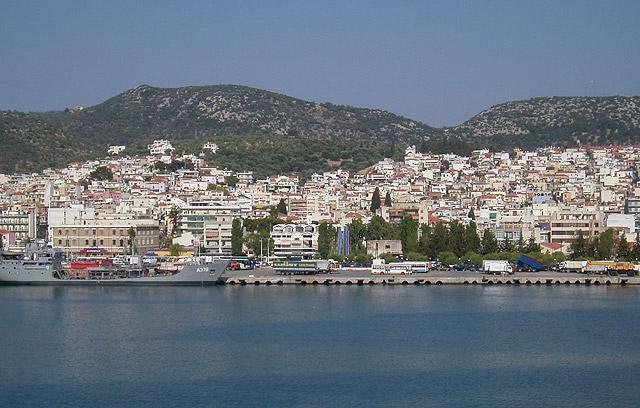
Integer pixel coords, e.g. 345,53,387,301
225,175,238,187
570,230,587,260
244,231,272,257
597,228,615,260
398,217,418,255
349,218,367,254
276,198,288,215
448,220,466,257
127,227,136,255
631,233,640,262
231,218,244,256
616,234,631,261
318,223,336,259
526,235,540,253
370,187,381,213
169,243,184,257
467,208,475,220
516,234,526,253
431,222,450,255
168,207,179,236
366,216,396,241
586,236,599,258
90,166,113,181
501,235,515,252
384,191,392,207
463,222,481,254
462,251,483,266
418,224,433,258
481,229,499,255
438,251,458,266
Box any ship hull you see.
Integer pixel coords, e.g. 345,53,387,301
0,260,229,286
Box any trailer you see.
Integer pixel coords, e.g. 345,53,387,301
560,260,588,273
272,260,331,275
585,260,636,276
482,260,513,275
516,255,544,272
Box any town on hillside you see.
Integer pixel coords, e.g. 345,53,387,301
1,140,639,269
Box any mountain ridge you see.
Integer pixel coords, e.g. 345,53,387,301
1,85,640,175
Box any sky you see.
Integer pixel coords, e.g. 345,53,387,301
1,0,639,126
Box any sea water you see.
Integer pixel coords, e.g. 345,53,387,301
1,285,639,407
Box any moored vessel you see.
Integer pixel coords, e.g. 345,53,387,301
0,247,228,285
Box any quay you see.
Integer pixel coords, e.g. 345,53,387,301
223,269,640,286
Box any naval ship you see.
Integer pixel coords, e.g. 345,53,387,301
0,247,228,285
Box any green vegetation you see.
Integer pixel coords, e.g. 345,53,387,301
570,228,640,262
317,223,337,259
276,199,287,215
384,191,392,207
89,166,113,181
231,218,244,256
370,187,381,213
3,88,640,175
169,243,184,257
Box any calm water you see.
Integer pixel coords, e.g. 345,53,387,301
1,285,640,407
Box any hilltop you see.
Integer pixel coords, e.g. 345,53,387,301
1,86,640,175
450,96,640,150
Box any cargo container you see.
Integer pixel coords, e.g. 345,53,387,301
273,260,331,275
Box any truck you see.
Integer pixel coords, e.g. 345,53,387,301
482,260,513,275
272,260,331,275
516,255,544,272
584,260,637,276
560,260,588,273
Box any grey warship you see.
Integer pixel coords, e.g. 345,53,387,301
0,247,228,285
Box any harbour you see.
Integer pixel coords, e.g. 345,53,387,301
223,268,640,286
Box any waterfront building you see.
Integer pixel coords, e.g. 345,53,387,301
271,224,318,258
0,211,36,243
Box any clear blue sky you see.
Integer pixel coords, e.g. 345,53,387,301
1,0,639,126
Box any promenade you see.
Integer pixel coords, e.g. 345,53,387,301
223,268,640,286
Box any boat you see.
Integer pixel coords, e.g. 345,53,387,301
0,247,229,285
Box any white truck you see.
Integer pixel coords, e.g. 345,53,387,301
560,260,587,273
482,260,513,275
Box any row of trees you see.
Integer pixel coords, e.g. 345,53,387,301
229,215,640,265
343,215,545,264
570,229,640,262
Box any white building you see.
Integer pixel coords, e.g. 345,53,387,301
148,140,175,156
271,224,318,258
108,145,126,155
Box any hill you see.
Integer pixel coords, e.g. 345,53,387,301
450,96,640,150
1,87,640,176
0,85,441,175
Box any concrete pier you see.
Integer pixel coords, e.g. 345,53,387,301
223,269,640,286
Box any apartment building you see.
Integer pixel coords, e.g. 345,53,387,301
271,224,318,258
0,211,36,242
50,218,160,254
548,208,604,244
